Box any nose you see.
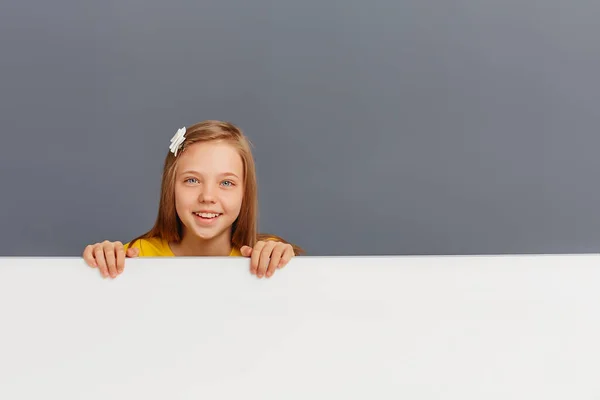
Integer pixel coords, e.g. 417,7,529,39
198,183,216,203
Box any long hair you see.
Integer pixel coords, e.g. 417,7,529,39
129,120,304,255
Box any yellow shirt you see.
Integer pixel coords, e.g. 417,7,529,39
123,237,242,257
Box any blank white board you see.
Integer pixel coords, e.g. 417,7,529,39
1,255,599,399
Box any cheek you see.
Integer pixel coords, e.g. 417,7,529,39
174,187,194,213
223,190,243,214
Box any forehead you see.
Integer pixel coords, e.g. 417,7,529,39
176,140,243,176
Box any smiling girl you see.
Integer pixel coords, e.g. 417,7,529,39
82,120,303,279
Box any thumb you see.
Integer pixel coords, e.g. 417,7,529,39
126,247,140,258
240,245,252,257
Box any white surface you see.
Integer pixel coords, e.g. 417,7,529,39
1,255,599,399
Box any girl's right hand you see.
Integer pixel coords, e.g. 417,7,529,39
82,241,140,278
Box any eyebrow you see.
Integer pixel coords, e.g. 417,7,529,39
180,170,240,179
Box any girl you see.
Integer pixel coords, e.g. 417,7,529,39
83,120,303,279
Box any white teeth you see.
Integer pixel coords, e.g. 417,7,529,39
194,212,220,218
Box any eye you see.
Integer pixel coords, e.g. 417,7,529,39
185,177,199,184
221,180,234,187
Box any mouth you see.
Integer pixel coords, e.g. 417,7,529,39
193,212,222,220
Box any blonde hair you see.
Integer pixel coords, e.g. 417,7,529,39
129,120,304,255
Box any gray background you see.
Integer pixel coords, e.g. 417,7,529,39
1,0,599,256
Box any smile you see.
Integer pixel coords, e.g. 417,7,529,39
193,212,221,219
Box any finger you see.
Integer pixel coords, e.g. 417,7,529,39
126,247,139,258
115,241,125,274
278,245,294,269
240,245,252,257
265,244,285,278
83,244,98,268
103,241,118,278
250,241,266,275
257,241,277,278
94,245,109,278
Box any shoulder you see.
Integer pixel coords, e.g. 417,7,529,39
256,233,305,256
123,237,174,257
256,234,282,243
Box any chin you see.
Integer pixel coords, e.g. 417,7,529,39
192,232,220,241
190,226,230,241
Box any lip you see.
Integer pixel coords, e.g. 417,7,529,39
192,211,222,226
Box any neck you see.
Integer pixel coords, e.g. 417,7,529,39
170,229,233,256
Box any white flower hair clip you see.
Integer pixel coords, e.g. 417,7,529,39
169,127,186,156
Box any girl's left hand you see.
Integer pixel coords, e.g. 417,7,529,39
240,240,295,278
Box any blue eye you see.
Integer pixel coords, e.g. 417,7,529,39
221,180,234,187
185,178,199,184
